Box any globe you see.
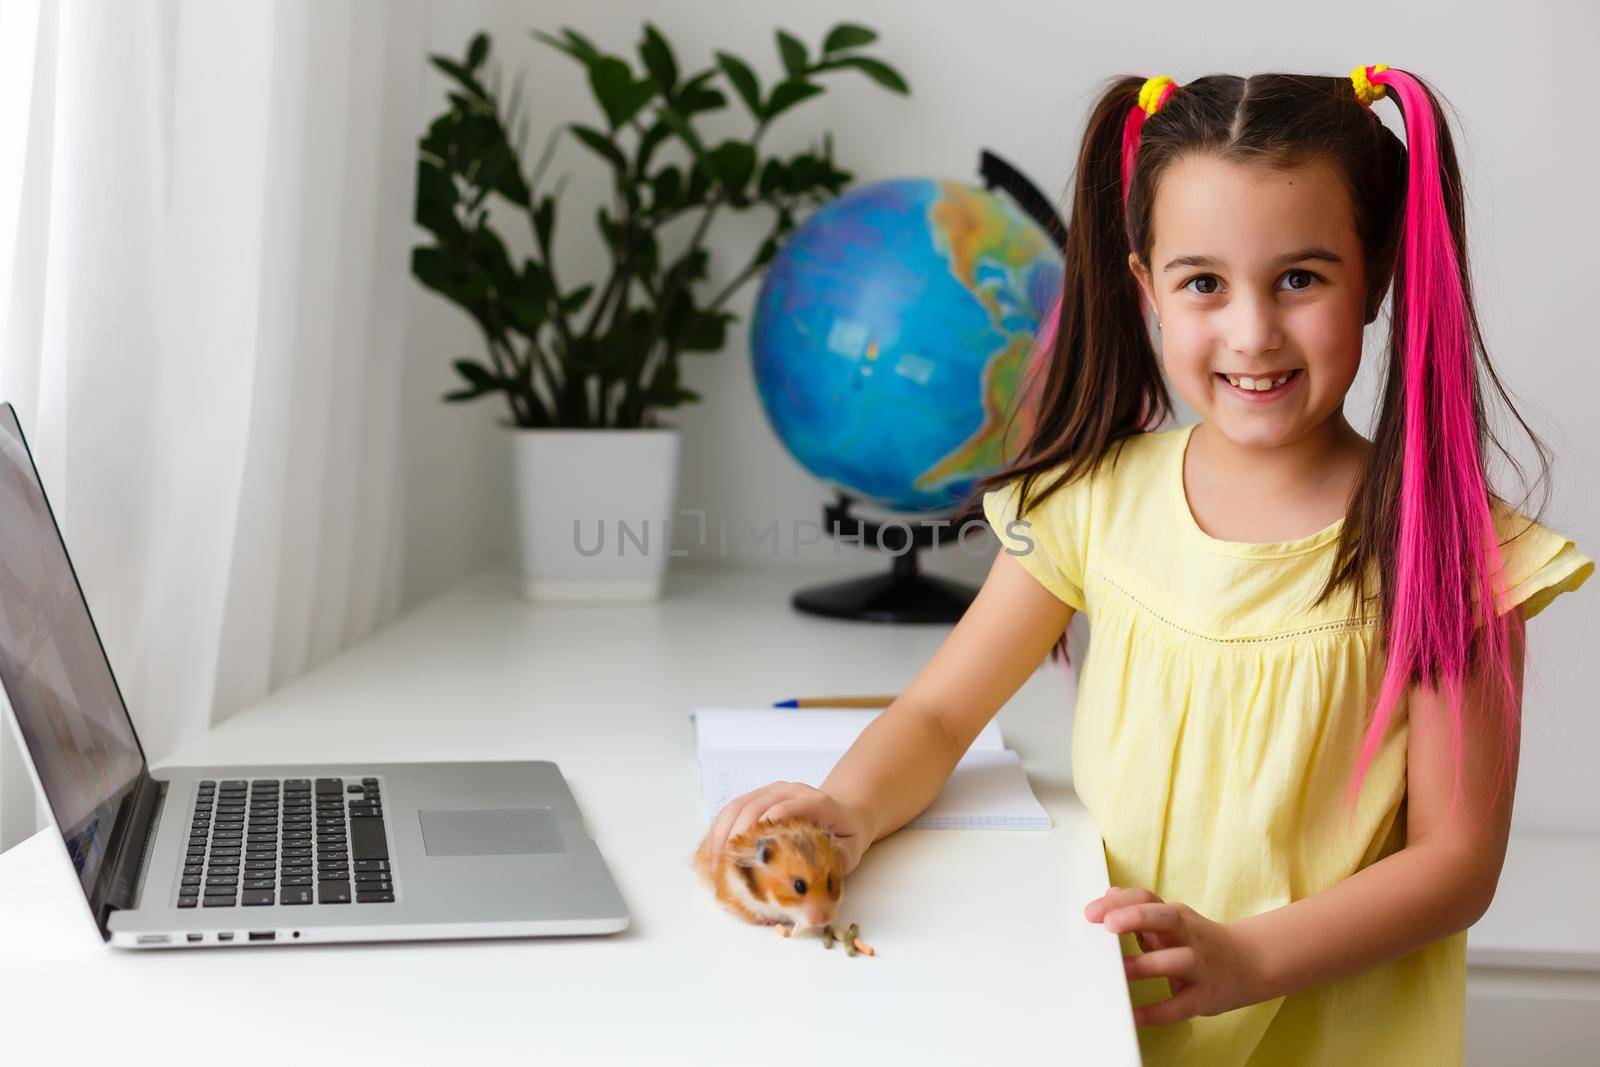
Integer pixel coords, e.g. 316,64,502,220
750,177,1063,514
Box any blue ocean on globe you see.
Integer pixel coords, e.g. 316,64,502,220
750,176,1063,514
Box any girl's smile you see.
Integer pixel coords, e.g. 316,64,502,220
1214,367,1303,403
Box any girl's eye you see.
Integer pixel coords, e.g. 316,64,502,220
1180,269,1321,296
793,878,808,895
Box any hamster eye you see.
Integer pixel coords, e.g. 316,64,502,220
827,876,836,895
792,878,808,895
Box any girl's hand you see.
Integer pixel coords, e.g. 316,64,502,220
1084,887,1266,1026
707,781,873,875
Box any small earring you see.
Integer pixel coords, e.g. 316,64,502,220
1157,319,1164,329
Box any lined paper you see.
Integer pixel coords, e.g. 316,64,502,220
691,707,1050,830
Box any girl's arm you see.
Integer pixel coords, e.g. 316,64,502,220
822,549,1076,846
1233,608,1525,1000
706,549,1074,870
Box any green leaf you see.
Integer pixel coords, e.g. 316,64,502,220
532,29,601,68
757,159,787,198
453,359,500,391
677,86,727,116
678,69,719,98
657,106,705,160
704,140,756,191
588,56,654,129
466,33,489,70
533,196,555,254
833,56,909,94
560,284,595,314
714,51,762,118
569,123,626,170
635,119,672,175
685,160,711,202
429,54,486,99
682,310,733,351
822,24,877,54
651,166,684,212
638,24,677,97
763,79,823,121
776,31,807,77
479,142,531,206
520,259,554,304
414,158,460,237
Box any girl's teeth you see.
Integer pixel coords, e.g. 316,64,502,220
1224,371,1294,391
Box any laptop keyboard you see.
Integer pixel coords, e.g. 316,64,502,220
176,777,395,909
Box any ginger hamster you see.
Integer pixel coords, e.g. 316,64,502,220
693,817,843,930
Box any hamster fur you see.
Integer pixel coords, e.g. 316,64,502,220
693,817,843,929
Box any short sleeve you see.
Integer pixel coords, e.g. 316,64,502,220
982,467,1092,613
1489,501,1594,620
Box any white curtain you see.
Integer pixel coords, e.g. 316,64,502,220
0,0,425,851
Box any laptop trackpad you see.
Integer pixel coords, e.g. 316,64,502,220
418,808,568,856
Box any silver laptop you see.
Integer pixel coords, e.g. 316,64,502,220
0,401,629,947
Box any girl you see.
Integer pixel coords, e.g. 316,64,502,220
705,66,1593,1064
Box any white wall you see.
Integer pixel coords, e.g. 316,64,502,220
393,0,1598,833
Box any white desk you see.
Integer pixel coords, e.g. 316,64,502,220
0,564,1139,1066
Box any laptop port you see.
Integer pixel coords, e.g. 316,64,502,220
136,934,170,945
186,934,203,942
249,931,275,941
217,932,234,941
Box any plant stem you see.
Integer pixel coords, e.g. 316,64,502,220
478,327,532,427
705,235,775,313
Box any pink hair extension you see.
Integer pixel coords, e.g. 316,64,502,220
1019,289,1060,417
1122,81,1172,421
1342,67,1520,820
1120,82,1172,206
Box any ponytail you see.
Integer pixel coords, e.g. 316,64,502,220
1341,67,1521,816
975,76,1175,666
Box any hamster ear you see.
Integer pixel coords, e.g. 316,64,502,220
755,838,773,865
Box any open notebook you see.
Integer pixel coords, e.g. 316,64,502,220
691,706,1051,830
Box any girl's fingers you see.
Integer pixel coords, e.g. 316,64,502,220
728,783,799,843
1085,886,1162,921
1105,902,1187,939
1132,985,1205,1027
1123,946,1200,983
713,785,784,855
760,798,807,826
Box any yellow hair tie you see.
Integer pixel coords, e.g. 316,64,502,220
1138,76,1177,116
1349,64,1390,107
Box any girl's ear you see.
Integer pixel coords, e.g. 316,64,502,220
1127,252,1151,300
1128,252,1157,322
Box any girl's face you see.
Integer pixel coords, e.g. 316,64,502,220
1129,155,1369,450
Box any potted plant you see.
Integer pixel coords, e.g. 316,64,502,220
412,22,909,602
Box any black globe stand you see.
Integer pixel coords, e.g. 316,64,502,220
791,493,982,624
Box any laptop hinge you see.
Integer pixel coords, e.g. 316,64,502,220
94,770,165,938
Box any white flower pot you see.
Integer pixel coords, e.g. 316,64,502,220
509,427,682,603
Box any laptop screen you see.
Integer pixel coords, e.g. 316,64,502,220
0,403,145,898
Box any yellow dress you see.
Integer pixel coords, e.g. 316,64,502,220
983,422,1593,1067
